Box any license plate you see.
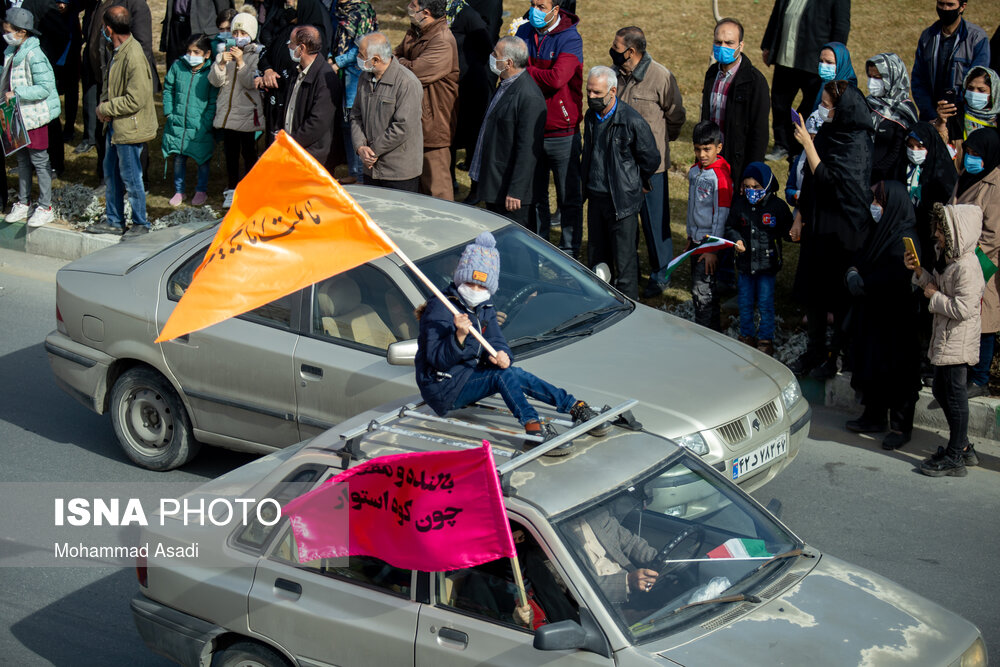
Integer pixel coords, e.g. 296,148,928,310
732,433,788,480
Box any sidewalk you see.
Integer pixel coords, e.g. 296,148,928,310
5,216,998,441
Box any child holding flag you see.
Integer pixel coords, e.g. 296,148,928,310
415,232,610,453
685,120,733,331
725,162,793,356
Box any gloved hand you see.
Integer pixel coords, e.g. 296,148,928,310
513,603,534,627
845,268,865,297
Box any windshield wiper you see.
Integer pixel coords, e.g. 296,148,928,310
546,304,630,335
747,548,807,577
673,592,762,613
507,328,595,347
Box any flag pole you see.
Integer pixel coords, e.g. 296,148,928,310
369,226,499,359
510,554,528,608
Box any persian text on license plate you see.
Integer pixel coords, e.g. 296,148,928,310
732,433,788,480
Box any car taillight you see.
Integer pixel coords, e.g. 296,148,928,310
56,305,67,335
136,553,148,587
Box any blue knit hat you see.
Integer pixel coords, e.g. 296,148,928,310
453,232,500,295
742,162,775,193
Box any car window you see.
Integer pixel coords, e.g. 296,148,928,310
554,454,801,644
435,522,579,631
311,264,416,350
167,244,294,329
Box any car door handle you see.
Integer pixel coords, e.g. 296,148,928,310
437,627,468,648
274,578,302,600
300,364,323,380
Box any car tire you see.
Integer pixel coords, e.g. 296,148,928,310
110,367,199,471
210,641,291,667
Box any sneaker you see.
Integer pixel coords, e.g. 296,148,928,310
524,421,572,456
191,191,207,206
222,189,235,208
27,205,55,227
570,401,612,437
73,141,94,154
920,456,967,477
168,193,184,207
6,202,30,223
881,430,911,450
84,221,124,235
966,383,990,398
757,339,775,356
765,146,789,161
845,416,888,433
122,225,150,239
926,445,980,467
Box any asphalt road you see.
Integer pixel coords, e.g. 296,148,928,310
1,248,997,665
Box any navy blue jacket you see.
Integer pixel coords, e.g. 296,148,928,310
415,284,512,416
911,18,991,121
725,191,794,276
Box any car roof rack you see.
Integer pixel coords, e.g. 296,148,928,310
337,398,639,484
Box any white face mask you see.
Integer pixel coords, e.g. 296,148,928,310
183,54,205,67
457,284,490,308
816,105,831,122
867,78,885,97
489,53,508,76
3,32,22,46
907,147,927,165
357,55,375,72
289,45,301,63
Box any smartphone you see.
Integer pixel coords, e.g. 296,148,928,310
790,109,802,126
903,236,919,266
942,88,958,105
225,38,237,49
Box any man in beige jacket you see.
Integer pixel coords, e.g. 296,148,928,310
395,0,459,200
611,26,686,297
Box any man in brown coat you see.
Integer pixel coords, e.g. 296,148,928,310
611,26,686,297
395,0,459,200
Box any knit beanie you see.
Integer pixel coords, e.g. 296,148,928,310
231,12,259,40
453,232,500,295
742,162,775,192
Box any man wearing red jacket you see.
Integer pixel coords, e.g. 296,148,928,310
515,0,584,260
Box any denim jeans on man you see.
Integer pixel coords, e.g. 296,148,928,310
451,366,576,425
737,272,776,340
532,132,583,259
640,171,672,285
968,333,995,387
104,128,148,229
173,155,209,194
932,364,970,460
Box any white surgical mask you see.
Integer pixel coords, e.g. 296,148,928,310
489,53,508,76
183,54,205,67
870,203,883,223
907,147,927,165
816,105,831,122
357,55,375,72
289,46,301,63
457,284,490,308
3,32,22,46
867,78,884,97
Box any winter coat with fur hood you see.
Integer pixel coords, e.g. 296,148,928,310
208,43,263,132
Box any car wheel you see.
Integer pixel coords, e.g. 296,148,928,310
110,367,199,471
211,641,291,667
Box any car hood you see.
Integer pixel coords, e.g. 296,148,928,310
651,554,978,666
519,305,789,436
61,223,210,276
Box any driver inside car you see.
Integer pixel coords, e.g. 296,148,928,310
415,232,611,453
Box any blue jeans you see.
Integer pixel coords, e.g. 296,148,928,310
640,171,673,284
737,272,776,339
104,131,147,228
451,366,576,425
173,155,210,194
968,333,995,386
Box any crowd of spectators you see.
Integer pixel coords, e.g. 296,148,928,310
2,0,999,475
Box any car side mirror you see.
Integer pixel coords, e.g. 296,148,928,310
386,339,418,366
533,608,610,657
593,263,612,283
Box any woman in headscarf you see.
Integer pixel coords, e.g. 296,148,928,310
951,127,1000,396
865,53,919,184
905,122,959,268
789,81,874,377
814,42,856,111
844,181,922,448
935,66,1000,163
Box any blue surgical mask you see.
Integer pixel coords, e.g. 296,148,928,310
965,89,989,111
870,203,883,223
713,44,738,66
818,62,836,81
183,54,205,67
103,28,112,44
528,5,552,29
745,187,767,205
217,31,232,41
234,36,251,48
964,153,984,174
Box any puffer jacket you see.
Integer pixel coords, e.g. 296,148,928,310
209,44,264,132
952,167,1000,333
725,189,794,276
2,36,60,131
161,59,217,164
913,203,985,366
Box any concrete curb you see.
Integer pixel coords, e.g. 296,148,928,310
1,220,118,260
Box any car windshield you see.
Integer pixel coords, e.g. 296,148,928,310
413,226,631,355
553,454,803,644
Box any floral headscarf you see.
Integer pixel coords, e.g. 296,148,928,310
865,53,918,129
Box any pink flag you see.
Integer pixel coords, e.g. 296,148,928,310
282,442,515,571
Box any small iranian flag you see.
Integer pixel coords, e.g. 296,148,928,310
662,235,736,282
707,538,771,559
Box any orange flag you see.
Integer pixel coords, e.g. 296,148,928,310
155,132,396,343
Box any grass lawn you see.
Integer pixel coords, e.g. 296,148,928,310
48,0,1000,318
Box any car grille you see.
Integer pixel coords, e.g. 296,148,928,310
716,400,782,446
717,418,748,445
756,401,780,428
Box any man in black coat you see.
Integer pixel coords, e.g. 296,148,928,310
701,18,770,197
284,25,341,166
760,0,850,160
582,65,660,300
469,36,546,228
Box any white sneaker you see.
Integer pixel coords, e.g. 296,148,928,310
28,205,55,227
6,202,30,223
222,189,235,209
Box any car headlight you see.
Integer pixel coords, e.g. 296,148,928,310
950,637,987,667
781,378,802,410
676,432,709,456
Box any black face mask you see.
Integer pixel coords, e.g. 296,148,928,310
609,47,628,69
587,94,610,114
936,5,961,25
283,6,298,22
